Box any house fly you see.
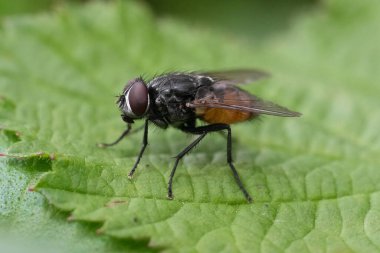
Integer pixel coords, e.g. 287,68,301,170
99,69,301,202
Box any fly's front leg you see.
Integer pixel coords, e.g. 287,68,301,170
169,124,252,202
128,120,149,178
97,124,132,148
97,123,146,148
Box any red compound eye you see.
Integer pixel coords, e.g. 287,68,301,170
124,78,149,117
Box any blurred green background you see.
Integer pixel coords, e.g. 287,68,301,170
0,0,318,40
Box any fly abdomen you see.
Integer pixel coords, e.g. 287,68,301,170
197,107,253,124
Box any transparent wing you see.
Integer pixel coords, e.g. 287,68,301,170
195,69,270,85
188,81,301,117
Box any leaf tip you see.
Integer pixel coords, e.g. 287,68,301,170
67,215,76,222
49,153,56,160
96,228,104,235
97,143,106,148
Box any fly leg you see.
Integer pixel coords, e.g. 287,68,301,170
128,120,149,178
97,123,146,148
169,124,252,202
97,124,132,148
223,125,253,203
168,132,207,199
97,121,149,178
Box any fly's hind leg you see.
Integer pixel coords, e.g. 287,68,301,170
224,125,252,203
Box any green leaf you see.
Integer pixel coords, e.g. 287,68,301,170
0,136,154,252
1,0,380,252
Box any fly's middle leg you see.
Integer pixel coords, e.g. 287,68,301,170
169,124,252,203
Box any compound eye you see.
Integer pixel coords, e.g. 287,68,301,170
125,79,150,117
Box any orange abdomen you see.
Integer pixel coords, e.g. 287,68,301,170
197,108,253,124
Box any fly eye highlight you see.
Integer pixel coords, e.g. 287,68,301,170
122,78,150,118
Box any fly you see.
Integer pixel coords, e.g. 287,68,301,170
99,69,301,202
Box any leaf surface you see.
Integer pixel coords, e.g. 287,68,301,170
1,0,380,252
